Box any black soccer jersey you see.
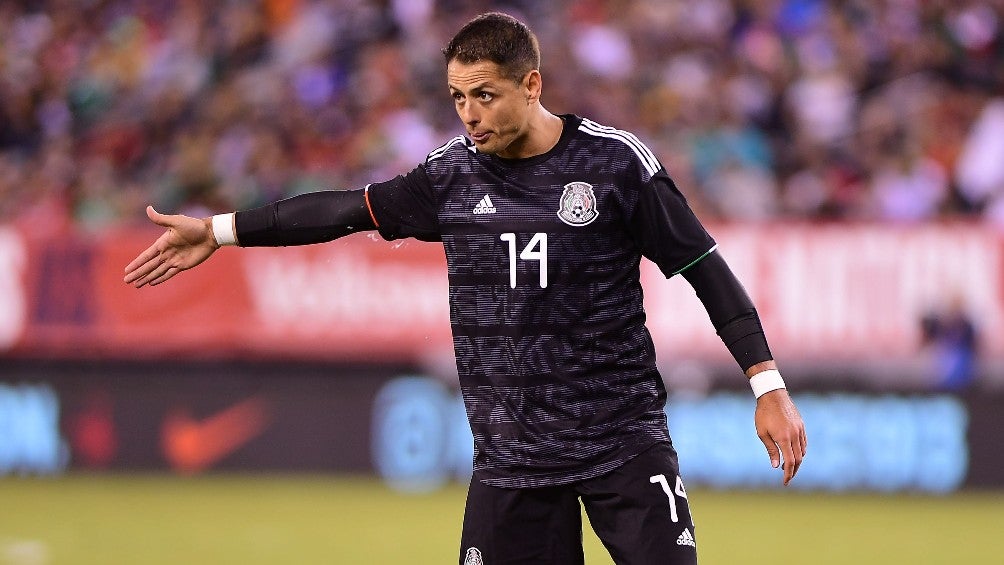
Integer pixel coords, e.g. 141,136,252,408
366,114,717,488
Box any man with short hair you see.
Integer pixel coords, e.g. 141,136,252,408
125,12,806,565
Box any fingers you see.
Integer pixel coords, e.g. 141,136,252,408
761,426,806,486
124,243,162,281
127,259,162,288
755,393,808,486
781,437,799,486
133,257,175,288
760,433,780,469
125,206,215,287
148,266,181,287
124,233,179,287
780,425,807,486
124,230,176,286
125,207,177,285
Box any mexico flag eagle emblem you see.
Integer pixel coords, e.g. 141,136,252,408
557,181,599,226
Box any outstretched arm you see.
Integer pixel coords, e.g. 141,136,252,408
682,251,807,485
124,189,374,288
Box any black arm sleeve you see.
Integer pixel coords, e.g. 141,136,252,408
681,250,773,372
234,189,375,247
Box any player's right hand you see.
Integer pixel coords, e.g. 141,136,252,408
123,206,219,288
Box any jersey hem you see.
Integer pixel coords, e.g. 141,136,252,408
476,437,666,489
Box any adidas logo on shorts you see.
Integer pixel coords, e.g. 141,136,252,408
473,194,497,214
463,547,484,565
676,527,696,547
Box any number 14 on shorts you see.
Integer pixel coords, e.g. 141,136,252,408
650,473,693,525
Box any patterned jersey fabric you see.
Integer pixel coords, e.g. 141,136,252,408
367,114,716,488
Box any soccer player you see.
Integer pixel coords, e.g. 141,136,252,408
124,12,806,565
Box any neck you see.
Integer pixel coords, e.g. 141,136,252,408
498,106,563,159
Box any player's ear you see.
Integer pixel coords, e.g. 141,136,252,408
525,70,542,104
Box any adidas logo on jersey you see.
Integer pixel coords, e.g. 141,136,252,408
676,527,696,547
473,195,497,214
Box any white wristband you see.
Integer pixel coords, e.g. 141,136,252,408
749,369,785,399
212,213,237,246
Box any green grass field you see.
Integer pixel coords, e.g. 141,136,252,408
1,475,1001,564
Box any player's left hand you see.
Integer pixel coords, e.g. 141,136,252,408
754,388,807,486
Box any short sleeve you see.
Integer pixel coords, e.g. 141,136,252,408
628,170,717,277
366,164,441,242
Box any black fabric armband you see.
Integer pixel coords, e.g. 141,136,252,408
681,250,773,372
235,190,374,247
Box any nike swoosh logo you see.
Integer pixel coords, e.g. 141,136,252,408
161,396,270,474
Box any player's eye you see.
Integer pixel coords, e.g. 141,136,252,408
477,92,494,102
452,92,464,102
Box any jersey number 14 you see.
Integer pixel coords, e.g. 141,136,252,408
500,232,548,288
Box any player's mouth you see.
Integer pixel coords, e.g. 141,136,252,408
470,131,491,143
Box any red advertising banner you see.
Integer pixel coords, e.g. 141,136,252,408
0,223,1001,367
644,224,1004,362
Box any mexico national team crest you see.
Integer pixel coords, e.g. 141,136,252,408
464,547,484,565
557,181,599,226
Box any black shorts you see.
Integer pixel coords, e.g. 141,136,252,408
459,442,697,565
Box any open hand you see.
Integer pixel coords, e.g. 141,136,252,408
123,206,219,288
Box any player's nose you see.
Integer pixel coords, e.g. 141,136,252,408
459,104,480,127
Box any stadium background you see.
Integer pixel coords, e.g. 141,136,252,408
1,0,1003,563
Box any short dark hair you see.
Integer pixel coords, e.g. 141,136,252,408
442,12,541,84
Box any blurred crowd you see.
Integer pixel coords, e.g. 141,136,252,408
2,0,1004,233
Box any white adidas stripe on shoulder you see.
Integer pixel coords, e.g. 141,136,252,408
427,136,465,162
579,119,661,177
579,119,660,175
580,119,660,166
427,135,469,162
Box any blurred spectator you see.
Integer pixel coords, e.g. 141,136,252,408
921,296,980,391
955,98,1004,222
870,142,948,222
1,0,1003,228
